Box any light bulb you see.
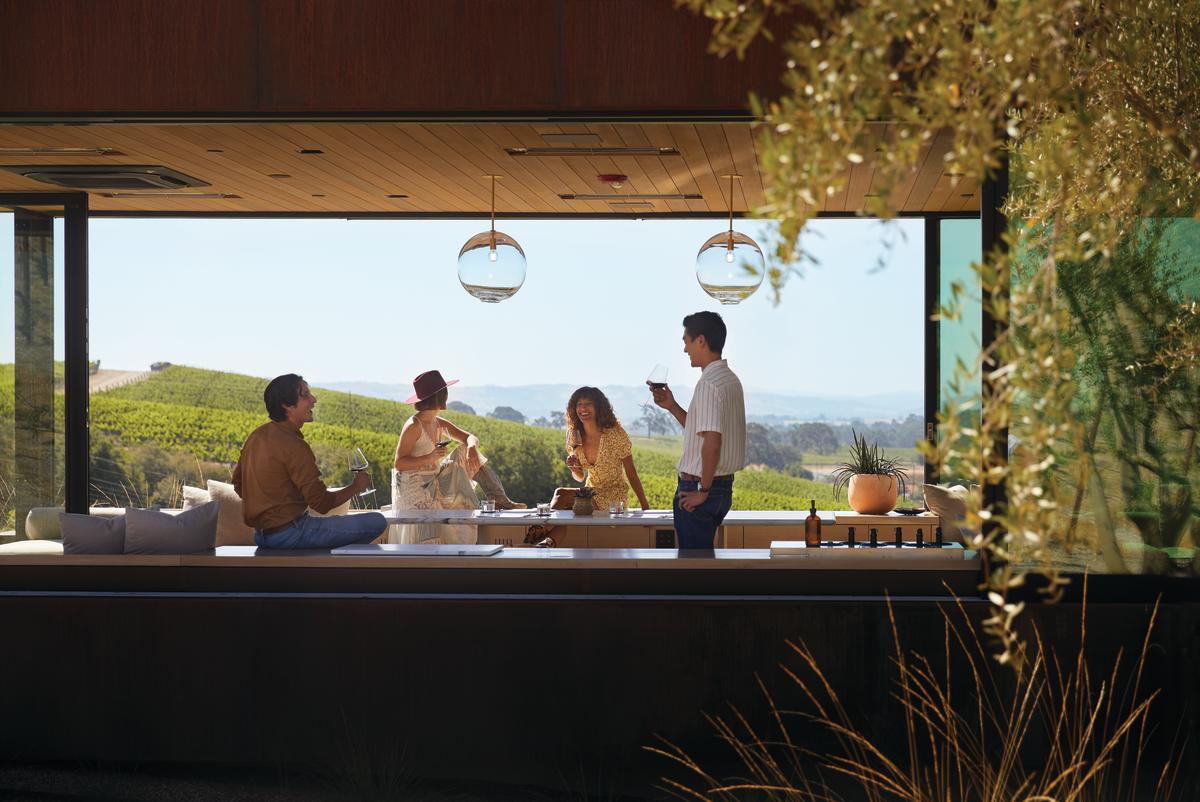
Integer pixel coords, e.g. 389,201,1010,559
488,247,498,262
725,249,735,263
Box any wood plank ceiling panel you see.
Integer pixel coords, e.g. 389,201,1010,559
286,123,433,212
666,124,728,214
334,123,475,212
514,123,612,214
609,123,689,213
0,122,969,215
630,125,708,215
723,123,766,211
496,124,608,215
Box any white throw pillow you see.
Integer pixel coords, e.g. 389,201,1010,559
922,484,971,544
206,479,256,546
60,512,127,554
182,484,212,509
124,502,218,554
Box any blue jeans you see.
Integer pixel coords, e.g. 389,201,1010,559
254,511,387,550
672,477,734,549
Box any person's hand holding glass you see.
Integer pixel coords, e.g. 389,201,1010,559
647,363,675,409
565,431,585,483
349,448,375,496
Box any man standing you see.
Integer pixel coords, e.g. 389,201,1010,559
233,373,387,549
650,311,746,549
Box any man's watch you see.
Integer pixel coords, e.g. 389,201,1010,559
696,483,708,493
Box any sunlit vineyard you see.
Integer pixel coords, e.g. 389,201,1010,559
3,365,845,513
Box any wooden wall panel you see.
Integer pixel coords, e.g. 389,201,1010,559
561,0,785,111
257,0,561,112
0,0,257,112
0,0,784,117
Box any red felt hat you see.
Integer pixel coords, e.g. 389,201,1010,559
405,370,460,404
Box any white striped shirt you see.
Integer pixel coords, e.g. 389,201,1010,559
677,359,746,478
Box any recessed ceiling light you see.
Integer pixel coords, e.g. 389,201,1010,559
0,147,117,156
561,192,700,201
386,194,409,199
312,193,326,198
207,149,224,153
298,148,324,155
508,147,680,157
268,173,291,179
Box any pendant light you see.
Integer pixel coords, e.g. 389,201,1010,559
457,175,526,302
695,173,765,304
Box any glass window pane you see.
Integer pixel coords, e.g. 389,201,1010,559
0,208,66,541
938,218,982,486
1049,218,1200,574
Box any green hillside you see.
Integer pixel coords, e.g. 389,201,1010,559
5,364,844,511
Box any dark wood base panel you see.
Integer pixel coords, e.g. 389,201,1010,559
0,593,1195,791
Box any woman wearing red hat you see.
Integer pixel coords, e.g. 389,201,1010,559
391,369,521,544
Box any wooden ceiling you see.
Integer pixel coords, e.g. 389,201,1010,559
0,122,979,215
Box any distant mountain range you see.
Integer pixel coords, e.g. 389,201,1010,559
317,380,922,425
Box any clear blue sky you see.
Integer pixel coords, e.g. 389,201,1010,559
3,215,925,396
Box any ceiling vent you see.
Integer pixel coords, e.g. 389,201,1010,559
507,146,679,157
561,192,701,201
0,164,210,190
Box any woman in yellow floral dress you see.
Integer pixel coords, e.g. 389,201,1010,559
564,387,650,511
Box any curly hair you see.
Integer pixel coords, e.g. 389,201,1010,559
565,386,619,449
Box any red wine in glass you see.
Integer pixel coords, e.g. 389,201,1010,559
646,364,668,391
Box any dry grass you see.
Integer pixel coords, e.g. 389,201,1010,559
649,583,1181,802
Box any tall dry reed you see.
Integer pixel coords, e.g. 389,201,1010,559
650,583,1180,802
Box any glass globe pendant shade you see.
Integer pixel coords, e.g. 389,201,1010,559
695,230,765,304
457,230,526,303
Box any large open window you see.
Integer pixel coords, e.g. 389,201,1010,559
80,216,925,519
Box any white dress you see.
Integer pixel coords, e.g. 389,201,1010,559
390,418,477,545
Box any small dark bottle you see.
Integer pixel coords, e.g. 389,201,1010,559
935,526,944,547
869,527,878,548
894,526,903,548
846,526,856,548
915,528,924,548
805,499,821,548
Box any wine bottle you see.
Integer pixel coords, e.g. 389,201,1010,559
805,499,821,548
846,526,856,548
915,528,924,548
935,526,944,547
894,526,903,548
869,527,878,548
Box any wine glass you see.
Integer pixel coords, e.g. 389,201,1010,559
349,448,375,496
566,430,587,483
646,363,668,391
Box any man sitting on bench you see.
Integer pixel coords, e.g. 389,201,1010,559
233,373,387,549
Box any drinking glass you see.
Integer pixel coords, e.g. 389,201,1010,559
480,498,496,513
609,500,627,516
536,502,551,518
349,448,375,496
566,430,587,482
646,364,668,391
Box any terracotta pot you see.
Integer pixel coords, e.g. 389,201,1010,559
571,495,594,516
847,474,898,514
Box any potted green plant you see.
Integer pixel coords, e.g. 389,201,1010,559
571,486,596,516
830,430,907,515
